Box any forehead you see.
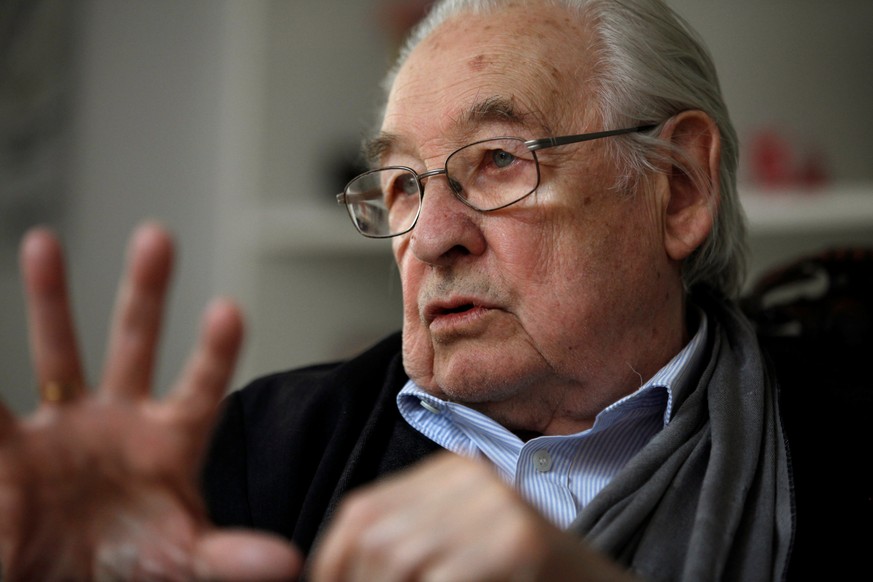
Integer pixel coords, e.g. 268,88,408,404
382,4,593,145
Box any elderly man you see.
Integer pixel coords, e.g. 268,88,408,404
0,0,800,580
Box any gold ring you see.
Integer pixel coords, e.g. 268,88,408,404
40,381,83,404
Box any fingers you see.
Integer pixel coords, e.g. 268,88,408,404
311,451,637,582
193,529,303,581
101,223,175,399
168,298,244,447
310,453,612,582
20,228,86,396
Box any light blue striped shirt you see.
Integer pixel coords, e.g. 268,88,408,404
396,312,708,529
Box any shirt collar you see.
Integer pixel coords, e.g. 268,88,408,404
600,305,708,427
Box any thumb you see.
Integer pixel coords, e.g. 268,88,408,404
194,529,303,581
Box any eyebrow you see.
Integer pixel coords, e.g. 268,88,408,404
363,96,534,165
463,96,527,126
364,133,397,166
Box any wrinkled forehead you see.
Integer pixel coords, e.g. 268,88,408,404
382,4,596,144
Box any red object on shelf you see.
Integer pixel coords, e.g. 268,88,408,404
747,128,830,192
749,130,795,189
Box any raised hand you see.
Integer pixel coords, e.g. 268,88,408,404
0,224,301,581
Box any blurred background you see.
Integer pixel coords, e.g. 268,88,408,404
1,0,872,413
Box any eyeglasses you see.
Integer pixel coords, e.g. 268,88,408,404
336,124,656,238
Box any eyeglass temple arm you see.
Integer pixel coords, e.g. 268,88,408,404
335,124,658,204
526,124,658,152
337,189,387,205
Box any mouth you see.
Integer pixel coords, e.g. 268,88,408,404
438,302,476,315
424,298,495,326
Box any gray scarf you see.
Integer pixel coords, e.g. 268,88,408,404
572,295,793,581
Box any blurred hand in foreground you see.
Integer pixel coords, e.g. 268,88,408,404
0,224,301,581
311,453,640,582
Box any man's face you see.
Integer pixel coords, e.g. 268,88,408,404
383,5,684,432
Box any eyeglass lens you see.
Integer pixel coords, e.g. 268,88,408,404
446,138,538,209
344,138,539,237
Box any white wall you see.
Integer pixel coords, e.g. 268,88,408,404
1,0,228,413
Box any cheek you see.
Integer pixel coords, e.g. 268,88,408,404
401,318,435,387
478,224,580,353
549,205,666,326
505,201,646,340
395,245,436,386
484,201,557,276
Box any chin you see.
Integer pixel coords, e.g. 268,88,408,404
430,347,543,405
403,325,552,404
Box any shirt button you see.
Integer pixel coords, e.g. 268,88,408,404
532,449,552,473
419,399,442,414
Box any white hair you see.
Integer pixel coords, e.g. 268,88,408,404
381,0,747,298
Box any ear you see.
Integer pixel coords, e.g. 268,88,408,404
658,110,720,262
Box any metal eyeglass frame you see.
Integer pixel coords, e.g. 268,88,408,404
336,124,658,238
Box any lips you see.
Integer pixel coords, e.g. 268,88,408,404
427,301,474,319
423,296,497,327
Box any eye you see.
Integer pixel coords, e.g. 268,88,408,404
491,149,516,168
383,171,419,208
396,173,418,196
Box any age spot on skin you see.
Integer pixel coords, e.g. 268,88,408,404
469,54,489,72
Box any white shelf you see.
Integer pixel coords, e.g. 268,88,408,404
741,183,873,235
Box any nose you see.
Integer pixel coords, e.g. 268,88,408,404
408,171,486,265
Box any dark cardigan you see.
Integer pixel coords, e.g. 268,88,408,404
202,332,438,555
